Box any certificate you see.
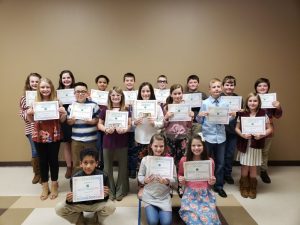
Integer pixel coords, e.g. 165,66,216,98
241,117,266,135
154,89,170,103
123,90,138,105
25,91,37,107
104,110,128,129
90,89,109,106
33,101,59,121
220,96,242,111
134,100,157,118
57,89,76,105
207,106,230,124
259,93,276,109
184,160,212,181
168,104,191,122
183,93,202,107
147,156,174,179
70,102,93,120
72,175,104,202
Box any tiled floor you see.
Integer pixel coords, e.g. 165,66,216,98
0,166,299,225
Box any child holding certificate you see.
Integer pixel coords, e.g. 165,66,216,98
57,70,76,179
19,73,41,184
254,77,283,184
178,134,221,225
235,93,273,199
130,82,164,178
26,78,67,200
55,148,115,225
138,134,177,225
98,86,131,201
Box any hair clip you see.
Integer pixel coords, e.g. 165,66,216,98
198,132,205,142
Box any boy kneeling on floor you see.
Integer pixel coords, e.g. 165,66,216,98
55,148,115,225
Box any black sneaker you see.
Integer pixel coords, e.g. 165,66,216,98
224,176,235,184
260,171,271,183
213,188,227,198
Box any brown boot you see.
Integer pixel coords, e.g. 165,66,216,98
31,158,41,184
49,181,59,200
249,178,257,199
65,162,73,179
239,176,250,198
40,182,49,201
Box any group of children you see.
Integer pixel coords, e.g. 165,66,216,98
19,71,282,225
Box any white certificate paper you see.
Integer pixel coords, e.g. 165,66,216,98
183,93,202,107
72,175,104,202
33,101,59,121
104,110,128,129
184,160,212,181
207,106,230,124
134,100,157,118
168,104,191,122
259,93,276,109
25,91,37,107
90,89,109,106
147,156,174,179
70,102,93,120
241,117,266,135
123,90,138,105
220,96,242,111
154,89,170,103
57,89,76,105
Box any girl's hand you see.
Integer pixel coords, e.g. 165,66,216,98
105,127,115,134
116,127,127,134
241,134,252,139
103,186,109,197
58,107,67,116
178,176,185,185
134,118,143,126
198,111,208,117
165,112,174,120
208,176,216,185
144,175,155,184
253,134,265,140
27,107,34,115
272,100,281,109
66,192,73,202
157,176,170,185
229,111,236,117
189,111,194,118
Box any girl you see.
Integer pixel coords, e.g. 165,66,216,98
97,87,131,201
178,135,221,225
27,78,67,200
254,77,283,184
57,70,75,179
138,134,177,225
95,74,110,91
19,73,42,184
164,84,193,197
235,93,273,199
130,82,164,178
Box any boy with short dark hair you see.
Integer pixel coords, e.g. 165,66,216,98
55,148,115,225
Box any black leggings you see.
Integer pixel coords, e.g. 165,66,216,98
34,142,60,182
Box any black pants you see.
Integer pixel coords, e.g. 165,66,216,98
34,142,60,182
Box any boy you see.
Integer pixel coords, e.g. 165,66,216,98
254,77,283,183
221,75,239,184
156,75,168,90
123,72,135,91
67,82,100,172
197,78,234,198
55,149,115,225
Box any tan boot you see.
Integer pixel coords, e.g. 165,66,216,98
65,162,73,179
40,182,49,200
49,181,59,200
31,158,41,184
249,178,257,199
239,176,250,198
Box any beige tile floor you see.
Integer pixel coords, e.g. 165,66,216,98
0,166,299,225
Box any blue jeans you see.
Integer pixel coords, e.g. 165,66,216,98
224,134,237,177
26,134,38,158
145,205,172,225
205,142,225,190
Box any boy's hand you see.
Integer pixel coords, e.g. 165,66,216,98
66,192,73,202
134,118,143,126
198,111,208,117
103,186,109,197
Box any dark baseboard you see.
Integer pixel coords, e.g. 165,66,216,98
1,160,300,167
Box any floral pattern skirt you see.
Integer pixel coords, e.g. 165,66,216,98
179,187,221,225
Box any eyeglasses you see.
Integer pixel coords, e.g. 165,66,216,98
157,80,167,83
75,90,87,94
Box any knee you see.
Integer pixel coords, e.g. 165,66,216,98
55,202,66,216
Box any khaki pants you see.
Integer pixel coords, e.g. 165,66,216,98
261,137,272,172
71,140,97,171
55,201,115,224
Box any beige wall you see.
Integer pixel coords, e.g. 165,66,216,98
0,0,299,161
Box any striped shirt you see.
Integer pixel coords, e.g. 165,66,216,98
67,100,100,142
19,96,34,135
